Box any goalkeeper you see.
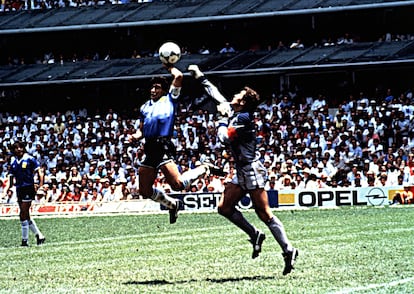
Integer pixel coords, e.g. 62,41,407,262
188,65,299,275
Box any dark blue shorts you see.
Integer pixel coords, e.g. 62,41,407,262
141,137,176,169
16,185,36,202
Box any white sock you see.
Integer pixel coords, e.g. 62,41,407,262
21,220,29,241
180,166,208,189
151,188,176,209
29,219,43,238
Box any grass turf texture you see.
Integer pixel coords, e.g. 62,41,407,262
0,206,413,293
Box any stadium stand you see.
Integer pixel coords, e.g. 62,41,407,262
1,40,414,86
1,0,414,205
1,79,414,204
0,1,413,89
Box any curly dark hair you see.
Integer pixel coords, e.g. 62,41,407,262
150,76,169,92
12,141,26,151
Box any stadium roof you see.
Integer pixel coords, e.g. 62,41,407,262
0,0,413,34
1,40,414,87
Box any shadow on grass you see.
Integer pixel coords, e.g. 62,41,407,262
124,274,275,285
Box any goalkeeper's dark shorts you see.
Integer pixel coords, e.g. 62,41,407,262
141,137,176,169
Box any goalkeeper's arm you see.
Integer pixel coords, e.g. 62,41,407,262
188,64,227,104
200,78,228,104
198,79,233,117
217,117,230,144
188,64,233,117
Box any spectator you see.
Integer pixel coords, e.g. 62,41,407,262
3,189,17,204
367,138,384,160
198,45,210,55
305,173,319,189
289,39,304,49
46,183,61,202
102,184,120,202
67,166,82,184
219,42,236,54
33,189,46,204
0,178,7,198
337,33,354,45
310,94,327,112
118,178,132,200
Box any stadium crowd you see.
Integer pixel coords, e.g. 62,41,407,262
1,85,414,205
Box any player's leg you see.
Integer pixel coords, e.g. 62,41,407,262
250,188,293,253
18,200,30,247
217,182,243,217
246,160,292,252
18,186,45,246
141,162,181,224
139,165,176,208
218,183,256,236
28,217,46,245
218,182,264,258
250,188,298,275
161,160,207,191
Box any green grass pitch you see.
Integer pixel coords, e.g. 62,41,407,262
0,206,413,293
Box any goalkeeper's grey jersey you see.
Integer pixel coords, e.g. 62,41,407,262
227,112,257,165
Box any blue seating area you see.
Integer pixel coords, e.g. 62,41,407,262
30,63,76,81
0,10,48,29
285,0,326,10
1,40,413,86
92,5,139,24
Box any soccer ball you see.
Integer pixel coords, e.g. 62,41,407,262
158,42,181,64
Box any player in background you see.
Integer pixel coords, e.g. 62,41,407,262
6,141,46,246
188,65,298,275
128,64,223,224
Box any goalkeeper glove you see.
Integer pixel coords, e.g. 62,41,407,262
217,102,233,117
188,64,204,79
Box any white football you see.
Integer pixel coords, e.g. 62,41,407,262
158,42,181,64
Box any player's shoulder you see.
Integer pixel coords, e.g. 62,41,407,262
23,153,38,164
237,112,253,122
22,153,34,160
159,95,170,103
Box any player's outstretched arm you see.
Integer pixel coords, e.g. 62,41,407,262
188,64,232,117
165,64,183,88
165,65,183,98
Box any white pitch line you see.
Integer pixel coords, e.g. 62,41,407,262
0,225,231,253
333,277,414,293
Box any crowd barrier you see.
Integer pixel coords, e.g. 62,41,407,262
1,186,407,217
